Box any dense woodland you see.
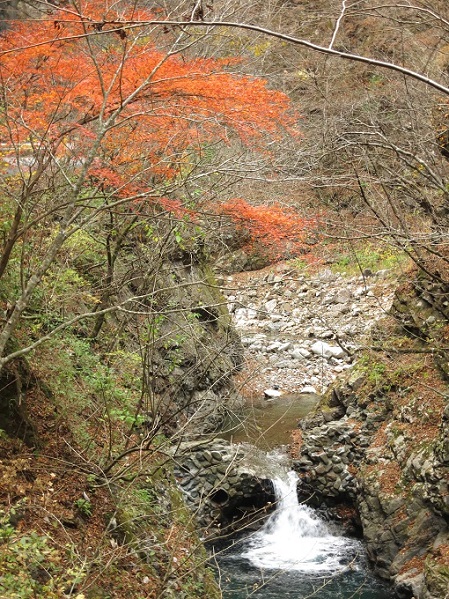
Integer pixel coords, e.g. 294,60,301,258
0,1,449,598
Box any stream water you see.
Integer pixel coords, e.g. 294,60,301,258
212,468,392,598
224,393,320,449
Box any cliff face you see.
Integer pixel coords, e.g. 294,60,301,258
295,271,449,599
130,255,244,435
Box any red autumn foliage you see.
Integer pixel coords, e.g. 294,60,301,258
217,198,317,261
0,1,299,210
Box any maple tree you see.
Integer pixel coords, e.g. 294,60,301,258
97,0,449,281
218,198,316,261
0,3,297,189
0,0,301,371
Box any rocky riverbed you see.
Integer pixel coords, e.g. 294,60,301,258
168,259,449,598
221,263,394,397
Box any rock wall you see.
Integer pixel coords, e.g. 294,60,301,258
174,440,280,533
295,275,449,599
137,256,244,434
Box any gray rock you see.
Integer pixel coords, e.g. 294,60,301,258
310,341,346,359
265,299,277,313
300,385,317,394
335,289,352,304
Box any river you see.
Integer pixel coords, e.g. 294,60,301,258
211,465,392,598
214,266,395,597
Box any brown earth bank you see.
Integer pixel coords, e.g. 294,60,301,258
0,245,237,598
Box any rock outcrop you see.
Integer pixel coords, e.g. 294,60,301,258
141,257,243,433
174,440,279,532
295,274,449,598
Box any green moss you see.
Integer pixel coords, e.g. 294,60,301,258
425,558,449,597
331,245,407,275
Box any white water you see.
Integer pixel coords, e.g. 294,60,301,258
242,471,362,572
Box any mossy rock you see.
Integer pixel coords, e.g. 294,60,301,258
425,559,449,597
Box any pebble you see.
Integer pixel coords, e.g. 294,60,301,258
300,385,317,394
264,387,283,398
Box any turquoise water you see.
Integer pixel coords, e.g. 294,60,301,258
224,393,320,449
217,393,393,599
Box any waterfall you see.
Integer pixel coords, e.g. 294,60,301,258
242,470,362,572
214,463,391,598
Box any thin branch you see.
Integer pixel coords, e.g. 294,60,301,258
0,278,223,370
329,0,348,50
1,19,449,96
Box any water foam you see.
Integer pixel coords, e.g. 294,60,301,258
242,471,361,572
